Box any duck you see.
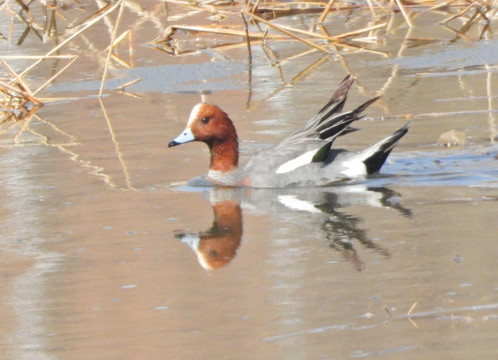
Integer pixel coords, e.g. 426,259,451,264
168,75,409,188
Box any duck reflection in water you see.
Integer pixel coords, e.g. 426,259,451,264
173,184,411,271
174,191,243,270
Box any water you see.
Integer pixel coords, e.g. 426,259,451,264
0,2,497,359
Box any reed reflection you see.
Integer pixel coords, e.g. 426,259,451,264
174,184,411,271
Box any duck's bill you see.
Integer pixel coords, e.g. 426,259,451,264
168,128,195,147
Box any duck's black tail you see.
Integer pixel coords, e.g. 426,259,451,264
361,122,410,174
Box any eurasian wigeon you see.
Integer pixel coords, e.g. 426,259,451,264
169,75,409,188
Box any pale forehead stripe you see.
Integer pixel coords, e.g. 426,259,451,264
187,103,203,127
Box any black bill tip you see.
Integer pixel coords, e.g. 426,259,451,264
168,140,179,148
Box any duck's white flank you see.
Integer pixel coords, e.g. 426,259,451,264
340,160,367,178
276,149,319,174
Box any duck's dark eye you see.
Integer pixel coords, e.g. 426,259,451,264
201,117,210,124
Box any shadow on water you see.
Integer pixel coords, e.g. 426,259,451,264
173,182,412,271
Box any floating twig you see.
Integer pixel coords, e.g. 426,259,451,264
407,301,418,316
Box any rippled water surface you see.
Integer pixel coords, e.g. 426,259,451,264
0,2,497,359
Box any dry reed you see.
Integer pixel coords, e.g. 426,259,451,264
0,0,496,185
155,0,494,56
0,0,494,116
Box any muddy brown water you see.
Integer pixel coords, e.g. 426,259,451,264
1,3,497,359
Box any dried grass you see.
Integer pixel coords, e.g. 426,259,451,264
1,0,494,118
0,0,493,123
155,0,495,57
0,0,496,186
1,0,125,131
0,0,131,188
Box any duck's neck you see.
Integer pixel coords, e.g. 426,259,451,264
208,137,239,172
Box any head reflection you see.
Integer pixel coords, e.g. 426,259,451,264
174,190,243,270
174,184,411,271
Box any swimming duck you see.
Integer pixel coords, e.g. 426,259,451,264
168,75,409,188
